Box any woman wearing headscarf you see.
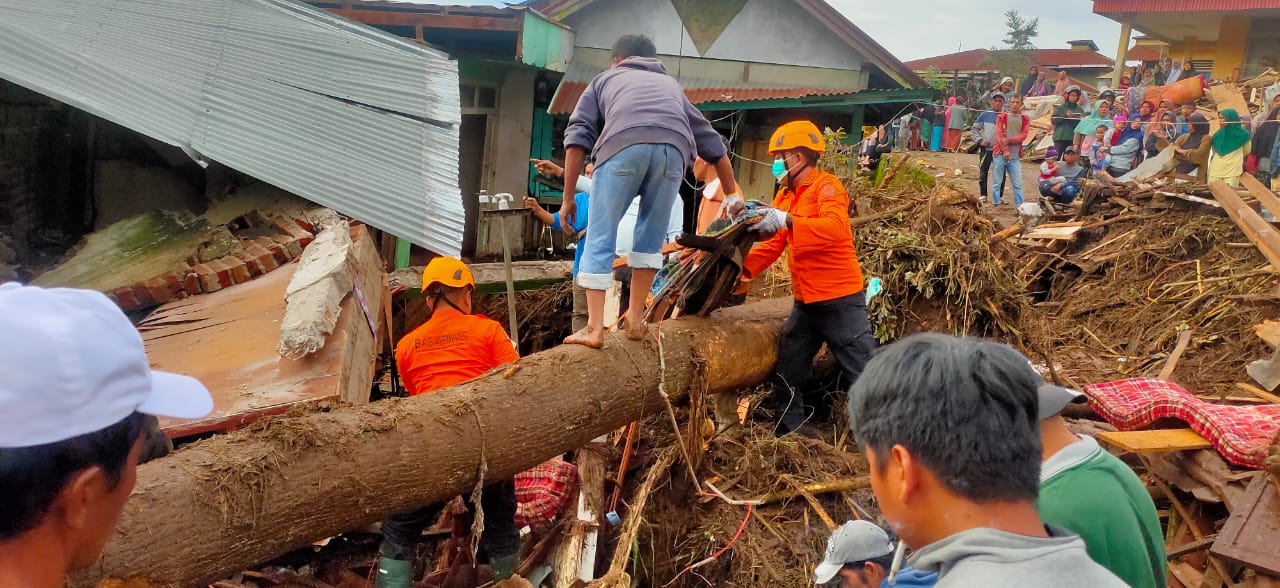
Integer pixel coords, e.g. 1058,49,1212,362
1135,100,1155,122
1165,60,1184,85
1074,100,1114,150
1020,66,1039,96
1253,105,1280,185
1255,95,1280,133
1106,116,1145,177
1207,109,1252,187
1162,113,1212,177
944,96,968,151
1051,85,1086,155
1052,70,1070,96
1145,111,1177,158
1028,71,1051,97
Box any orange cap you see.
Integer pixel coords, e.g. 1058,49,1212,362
421,256,475,291
768,120,826,154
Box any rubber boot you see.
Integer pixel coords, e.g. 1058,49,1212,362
373,557,413,588
489,553,517,581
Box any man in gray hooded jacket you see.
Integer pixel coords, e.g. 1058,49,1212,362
848,333,1127,587
559,34,740,349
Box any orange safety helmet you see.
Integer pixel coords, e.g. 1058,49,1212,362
421,256,475,292
768,120,826,154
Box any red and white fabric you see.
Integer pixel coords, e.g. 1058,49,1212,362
1084,377,1280,468
514,458,578,531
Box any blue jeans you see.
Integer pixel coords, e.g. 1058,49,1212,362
578,143,683,290
1039,180,1080,204
991,153,1024,206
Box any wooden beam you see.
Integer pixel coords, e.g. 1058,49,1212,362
1097,428,1212,453
329,8,521,31
1242,173,1280,222
1209,181,1280,272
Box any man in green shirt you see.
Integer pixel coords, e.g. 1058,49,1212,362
1038,384,1167,588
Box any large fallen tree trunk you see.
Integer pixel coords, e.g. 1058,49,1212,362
73,298,791,587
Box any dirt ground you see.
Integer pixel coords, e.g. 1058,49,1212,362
901,149,1044,227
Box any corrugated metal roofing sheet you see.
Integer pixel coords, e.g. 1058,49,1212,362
0,0,465,256
548,63,861,115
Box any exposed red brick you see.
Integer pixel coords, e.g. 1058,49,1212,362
113,287,139,310
178,270,202,296
293,216,315,233
272,219,315,248
233,250,263,278
129,284,156,308
145,276,177,305
273,234,304,259
194,263,223,294
246,245,278,272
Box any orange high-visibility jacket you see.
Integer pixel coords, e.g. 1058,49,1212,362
395,307,519,396
742,169,865,304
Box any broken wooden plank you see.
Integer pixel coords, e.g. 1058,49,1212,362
1238,382,1280,405
1097,428,1213,453
1212,472,1280,576
1169,561,1204,588
1242,174,1280,223
1255,320,1280,349
1209,181,1280,272
1209,84,1251,116
391,260,572,296
1021,225,1083,241
141,226,383,437
1158,330,1194,380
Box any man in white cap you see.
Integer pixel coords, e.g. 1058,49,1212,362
813,520,937,588
1038,384,1167,588
0,282,213,587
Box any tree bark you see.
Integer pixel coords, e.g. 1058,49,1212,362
72,298,790,588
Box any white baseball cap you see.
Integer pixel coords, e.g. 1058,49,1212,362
814,520,895,584
0,282,213,448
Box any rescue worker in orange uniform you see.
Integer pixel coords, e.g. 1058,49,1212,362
742,120,877,436
375,257,520,587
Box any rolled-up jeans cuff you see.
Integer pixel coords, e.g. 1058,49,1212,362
628,251,664,269
578,272,614,290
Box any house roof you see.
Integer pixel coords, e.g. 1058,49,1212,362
1,0,467,256
905,48,1114,72
1126,44,1165,62
1094,0,1280,11
547,62,863,114
527,0,927,89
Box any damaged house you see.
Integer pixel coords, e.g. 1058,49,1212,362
0,0,466,433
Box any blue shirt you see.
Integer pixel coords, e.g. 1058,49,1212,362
881,566,937,588
551,191,590,276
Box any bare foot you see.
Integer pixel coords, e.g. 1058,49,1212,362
564,326,605,349
625,321,648,341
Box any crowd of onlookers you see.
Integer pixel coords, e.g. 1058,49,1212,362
859,60,1280,214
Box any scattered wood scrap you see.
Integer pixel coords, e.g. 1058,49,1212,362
1097,428,1214,453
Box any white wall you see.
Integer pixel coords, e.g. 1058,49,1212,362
565,0,864,72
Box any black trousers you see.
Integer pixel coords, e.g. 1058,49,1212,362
977,148,1005,201
1053,140,1074,157
769,292,877,435
379,479,519,561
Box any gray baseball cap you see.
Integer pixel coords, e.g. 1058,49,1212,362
813,520,895,584
1038,384,1087,420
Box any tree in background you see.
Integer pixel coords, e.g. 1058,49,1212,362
922,66,953,93
981,10,1040,83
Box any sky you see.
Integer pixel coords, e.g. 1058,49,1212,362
825,0,1124,62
